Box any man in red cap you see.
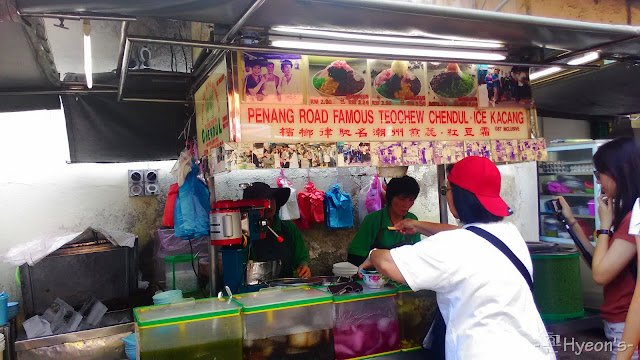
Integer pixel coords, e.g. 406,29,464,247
359,156,554,359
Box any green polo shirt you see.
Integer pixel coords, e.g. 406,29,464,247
273,216,309,268
348,206,420,258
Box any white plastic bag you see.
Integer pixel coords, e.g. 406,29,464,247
277,170,300,220
358,182,372,224
171,148,193,186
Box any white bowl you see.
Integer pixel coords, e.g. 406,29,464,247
360,269,387,289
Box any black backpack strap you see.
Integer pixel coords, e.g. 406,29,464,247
466,226,533,291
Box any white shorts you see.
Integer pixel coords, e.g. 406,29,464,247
604,320,639,360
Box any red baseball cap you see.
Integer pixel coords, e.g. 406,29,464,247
447,156,512,217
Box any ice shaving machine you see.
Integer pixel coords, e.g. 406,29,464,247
210,199,273,295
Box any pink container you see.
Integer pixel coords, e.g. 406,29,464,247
588,200,595,216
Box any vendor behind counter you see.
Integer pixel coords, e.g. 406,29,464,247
347,176,421,266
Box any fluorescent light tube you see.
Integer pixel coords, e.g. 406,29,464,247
567,51,599,65
271,26,504,49
529,67,561,81
270,39,506,62
83,20,93,89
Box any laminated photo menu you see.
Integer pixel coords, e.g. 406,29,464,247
427,63,478,107
369,60,426,106
372,142,403,166
308,56,369,106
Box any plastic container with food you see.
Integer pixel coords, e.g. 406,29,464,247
232,287,335,360
392,284,438,351
330,282,400,359
134,298,243,360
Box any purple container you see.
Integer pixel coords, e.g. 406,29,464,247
588,200,595,216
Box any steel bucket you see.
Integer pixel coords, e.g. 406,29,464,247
245,260,282,285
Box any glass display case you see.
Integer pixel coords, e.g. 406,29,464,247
538,141,606,244
232,287,335,360
134,298,243,360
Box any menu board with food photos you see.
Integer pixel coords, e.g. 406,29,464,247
308,56,369,106
519,139,547,161
370,60,426,106
427,63,478,107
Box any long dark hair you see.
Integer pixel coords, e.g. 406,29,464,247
593,137,640,231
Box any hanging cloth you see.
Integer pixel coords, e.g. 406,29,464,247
277,170,300,220
324,184,354,229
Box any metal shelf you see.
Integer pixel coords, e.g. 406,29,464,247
539,172,593,176
540,212,595,219
539,193,593,198
540,236,596,246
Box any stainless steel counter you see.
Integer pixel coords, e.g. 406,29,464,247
15,322,133,360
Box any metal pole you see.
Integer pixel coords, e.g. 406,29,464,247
17,11,136,21
191,0,267,91
116,22,129,74
0,89,117,95
118,38,132,101
124,36,600,70
208,176,219,296
437,165,448,223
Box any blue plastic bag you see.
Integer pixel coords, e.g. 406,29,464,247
174,161,211,240
324,184,354,229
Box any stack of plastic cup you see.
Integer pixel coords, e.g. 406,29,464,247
122,333,136,360
152,290,183,305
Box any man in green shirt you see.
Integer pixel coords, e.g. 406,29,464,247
348,176,421,266
243,182,311,278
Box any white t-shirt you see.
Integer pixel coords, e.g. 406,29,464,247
630,198,640,236
391,222,555,360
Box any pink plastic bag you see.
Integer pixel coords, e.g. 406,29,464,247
365,174,384,213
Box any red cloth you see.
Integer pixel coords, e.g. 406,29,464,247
295,182,325,229
600,212,637,323
163,183,179,227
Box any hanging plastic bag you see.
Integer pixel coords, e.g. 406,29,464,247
365,174,384,213
296,181,325,229
171,148,193,186
325,184,354,229
357,183,371,224
174,160,211,240
277,170,300,220
162,183,179,226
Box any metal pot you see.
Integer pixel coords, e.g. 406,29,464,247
245,260,282,285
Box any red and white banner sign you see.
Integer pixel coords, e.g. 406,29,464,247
238,104,529,143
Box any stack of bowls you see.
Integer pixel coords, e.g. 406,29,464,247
332,262,359,278
7,302,18,320
122,333,136,360
152,290,183,305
